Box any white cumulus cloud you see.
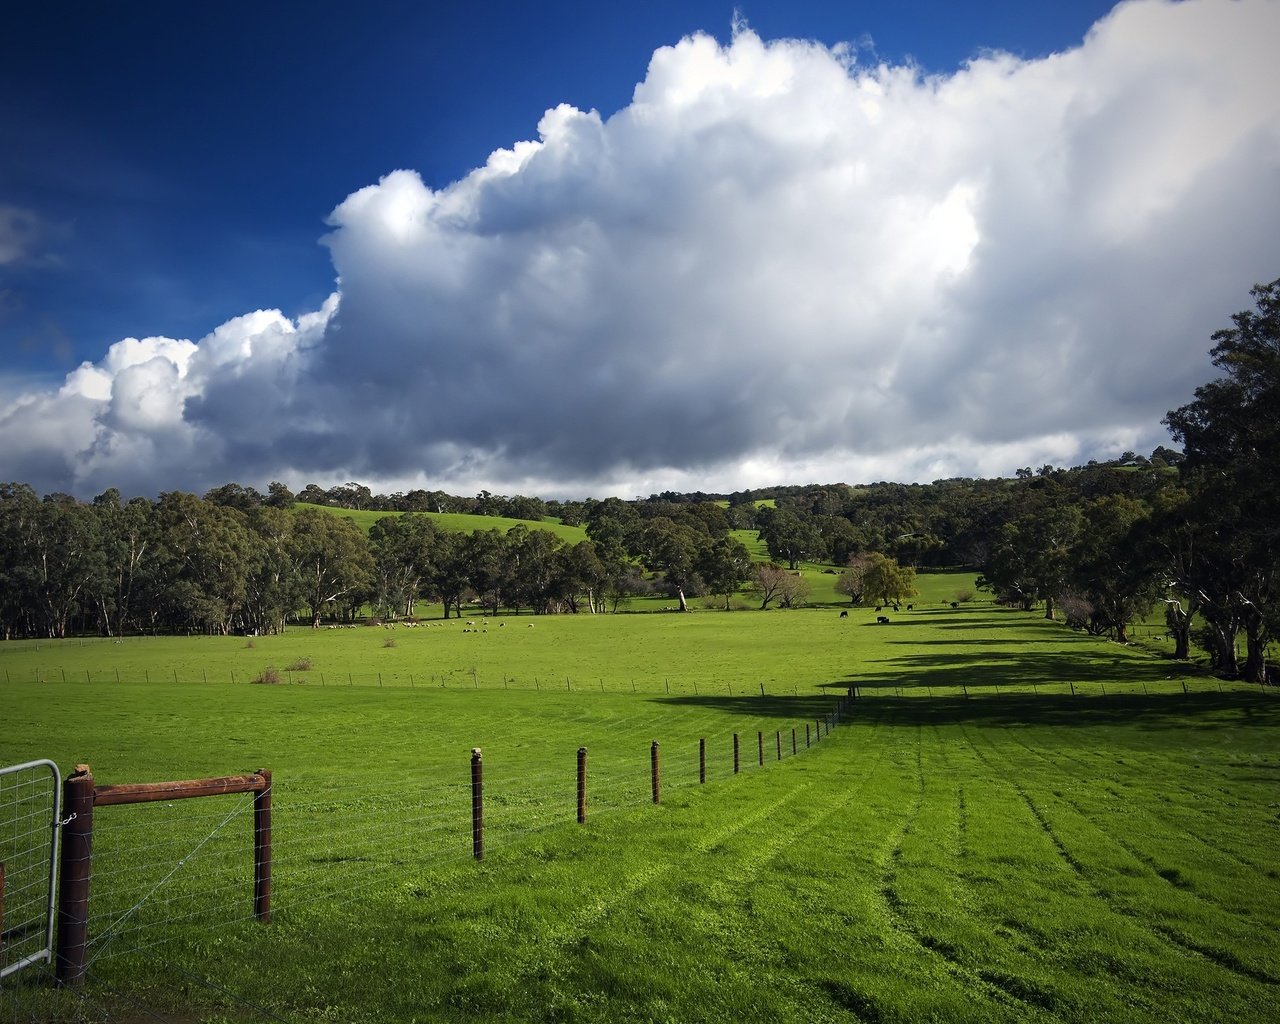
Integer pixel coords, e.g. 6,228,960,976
3,0,1279,498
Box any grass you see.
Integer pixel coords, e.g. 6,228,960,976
300,503,589,543
2,600,1276,1022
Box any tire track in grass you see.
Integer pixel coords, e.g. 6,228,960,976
964,723,1280,990
996,731,1280,985
953,721,1173,1019
529,768,826,960
1002,730,1275,915
1024,726,1270,875
871,727,1064,1022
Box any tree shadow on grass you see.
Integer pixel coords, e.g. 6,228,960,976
644,692,853,720
649,689,1280,730
838,646,1207,692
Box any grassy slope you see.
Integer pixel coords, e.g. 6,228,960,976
3,605,1276,1023
302,503,588,543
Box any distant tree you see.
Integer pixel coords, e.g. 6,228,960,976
834,554,873,606
636,517,702,612
750,563,795,610
204,482,263,513
290,507,374,627
369,513,441,619
697,536,753,609
296,483,328,505
265,481,295,508
758,508,825,569
862,553,918,607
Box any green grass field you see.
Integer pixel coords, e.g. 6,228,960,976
2,598,1276,1023
300,503,589,544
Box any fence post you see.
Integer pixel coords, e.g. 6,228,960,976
699,738,706,784
733,734,740,774
651,741,660,804
792,728,797,755
806,724,811,748
55,765,94,986
776,730,781,761
470,749,484,861
577,747,588,824
253,769,272,922
758,730,764,766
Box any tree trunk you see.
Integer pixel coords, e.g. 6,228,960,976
677,587,688,613
1044,594,1055,620
1244,626,1271,685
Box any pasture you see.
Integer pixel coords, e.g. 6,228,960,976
1,598,1276,1023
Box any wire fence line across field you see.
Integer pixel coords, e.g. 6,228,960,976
50,691,857,983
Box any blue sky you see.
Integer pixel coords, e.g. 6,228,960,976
2,1,1278,498
4,1,1115,373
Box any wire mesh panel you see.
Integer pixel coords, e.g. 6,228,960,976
0,760,61,980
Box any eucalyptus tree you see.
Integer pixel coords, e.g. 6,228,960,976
369,513,441,619
290,506,374,627
635,517,702,612
1165,277,1280,683
91,488,153,636
1067,494,1158,644
146,491,259,634
696,535,753,610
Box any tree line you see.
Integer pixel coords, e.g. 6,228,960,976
1,279,1273,681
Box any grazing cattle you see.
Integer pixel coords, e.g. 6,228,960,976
839,610,848,618
950,602,958,609
877,615,890,624
875,605,882,612
528,623,535,628
906,604,913,611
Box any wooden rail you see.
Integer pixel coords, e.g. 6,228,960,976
56,766,272,986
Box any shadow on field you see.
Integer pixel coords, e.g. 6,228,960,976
842,647,1204,691
648,693,854,719
845,691,1280,730
652,690,1280,729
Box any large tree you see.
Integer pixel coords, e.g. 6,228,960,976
1165,277,1280,683
290,507,374,628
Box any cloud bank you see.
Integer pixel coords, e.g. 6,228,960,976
4,0,1279,498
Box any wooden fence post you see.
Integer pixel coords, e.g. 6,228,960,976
55,765,94,986
577,747,588,824
758,731,764,766
253,769,272,922
792,728,797,755
806,724,811,748
733,734,740,774
776,730,781,761
651,741,660,804
470,749,484,861
699,738,706,784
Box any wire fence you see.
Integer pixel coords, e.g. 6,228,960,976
1,689,854,1019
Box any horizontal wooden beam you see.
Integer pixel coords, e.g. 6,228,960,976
93,772,268,806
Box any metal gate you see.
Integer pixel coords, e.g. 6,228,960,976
1,759,62,980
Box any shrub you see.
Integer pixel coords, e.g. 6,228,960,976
286,657,313,672
252,666,281,685
954,588,975,604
